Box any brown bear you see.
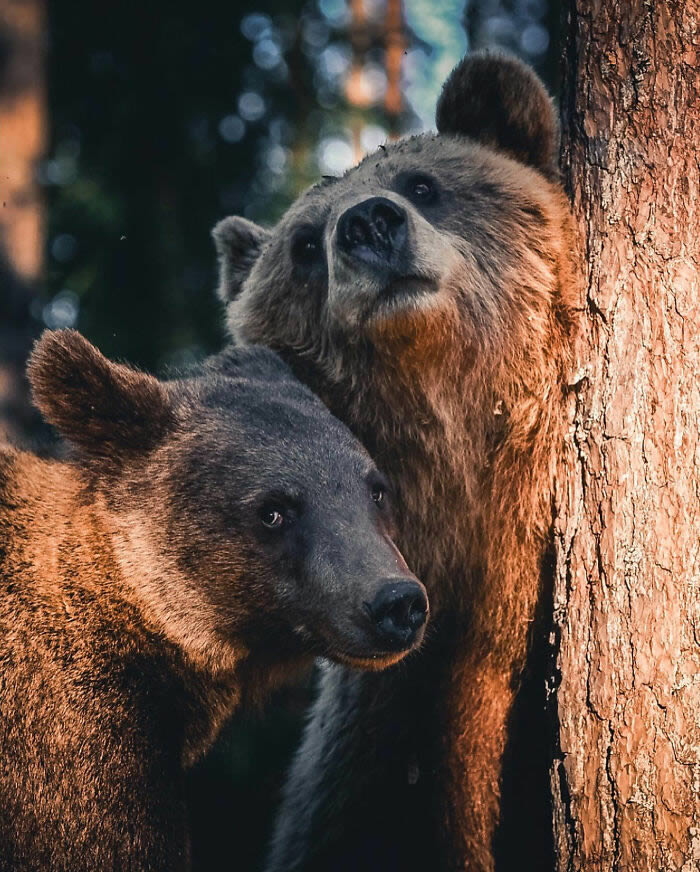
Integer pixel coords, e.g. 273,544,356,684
0,329,427,871
212,52,578,871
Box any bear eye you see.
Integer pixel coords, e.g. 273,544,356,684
404,174,438,205
291,228,323,268
259,505,285,530
370,484,386,505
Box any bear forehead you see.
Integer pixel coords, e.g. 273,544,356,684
177,379,368,462
171,409,371,495
286,133,545,223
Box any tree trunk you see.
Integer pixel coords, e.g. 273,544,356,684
552,2,699,870
0,0,46,444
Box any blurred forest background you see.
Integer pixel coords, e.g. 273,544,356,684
0,0,562,867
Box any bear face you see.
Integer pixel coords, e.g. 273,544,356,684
27,331,427,675
216,53,575,399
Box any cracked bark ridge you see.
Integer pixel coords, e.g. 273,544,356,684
553,2,700,870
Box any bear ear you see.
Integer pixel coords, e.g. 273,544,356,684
212,216,271,304
435,50,558,179
28,329,173,458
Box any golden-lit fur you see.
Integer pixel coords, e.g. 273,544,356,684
0,447,240,869
317,183,578,870
215,52,579,871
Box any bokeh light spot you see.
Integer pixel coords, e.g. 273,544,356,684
238,92,266,122
51,233,77,263
360,124,387,155
241,13,272,41
317,137,354,175
253,38,282,70
43,291,80,330
521,24,549,55
218,115,246,143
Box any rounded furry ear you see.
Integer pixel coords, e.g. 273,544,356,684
212,216,270,303
435,51,558,179
28,329,173,457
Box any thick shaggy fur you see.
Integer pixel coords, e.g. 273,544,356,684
0,331,421,871
214,52,578,871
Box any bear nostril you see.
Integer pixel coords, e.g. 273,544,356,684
368,580,428,651
386,592,411,627
370,202,405,244
337,197,407,263
408,598,427,630
346,215,371,248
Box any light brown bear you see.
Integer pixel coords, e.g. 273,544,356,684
0,330,427,871
213,52,578,871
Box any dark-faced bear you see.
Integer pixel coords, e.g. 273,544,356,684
0,329,426,872
213,52,578,872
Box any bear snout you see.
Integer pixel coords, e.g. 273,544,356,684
336,196,408,269
365,578,428,651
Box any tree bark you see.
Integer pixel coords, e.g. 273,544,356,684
0,0,46,444
553,2,700,870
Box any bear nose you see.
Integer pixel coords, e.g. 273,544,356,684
337,197,407,264
367,579,428,651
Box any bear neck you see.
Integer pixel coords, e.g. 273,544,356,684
295,314,569,621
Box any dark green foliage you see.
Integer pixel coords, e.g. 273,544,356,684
45,0,318,373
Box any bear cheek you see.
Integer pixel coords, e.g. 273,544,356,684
227,287,276,346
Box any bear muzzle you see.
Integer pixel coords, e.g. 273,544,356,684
336,196,408,270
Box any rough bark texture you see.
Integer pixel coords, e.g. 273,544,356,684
553,2,700,870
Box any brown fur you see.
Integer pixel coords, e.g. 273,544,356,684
214,52,579,871
0,331,424,871
0,447,236,870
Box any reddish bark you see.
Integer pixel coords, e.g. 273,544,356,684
553,3,700,869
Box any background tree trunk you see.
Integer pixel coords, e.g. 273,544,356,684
552,2,699,870
0,0,46,445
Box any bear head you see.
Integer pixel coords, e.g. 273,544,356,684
27,330,428,674
214,52,576,398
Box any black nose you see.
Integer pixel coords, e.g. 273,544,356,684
368,580,428,651
337,197,407,264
